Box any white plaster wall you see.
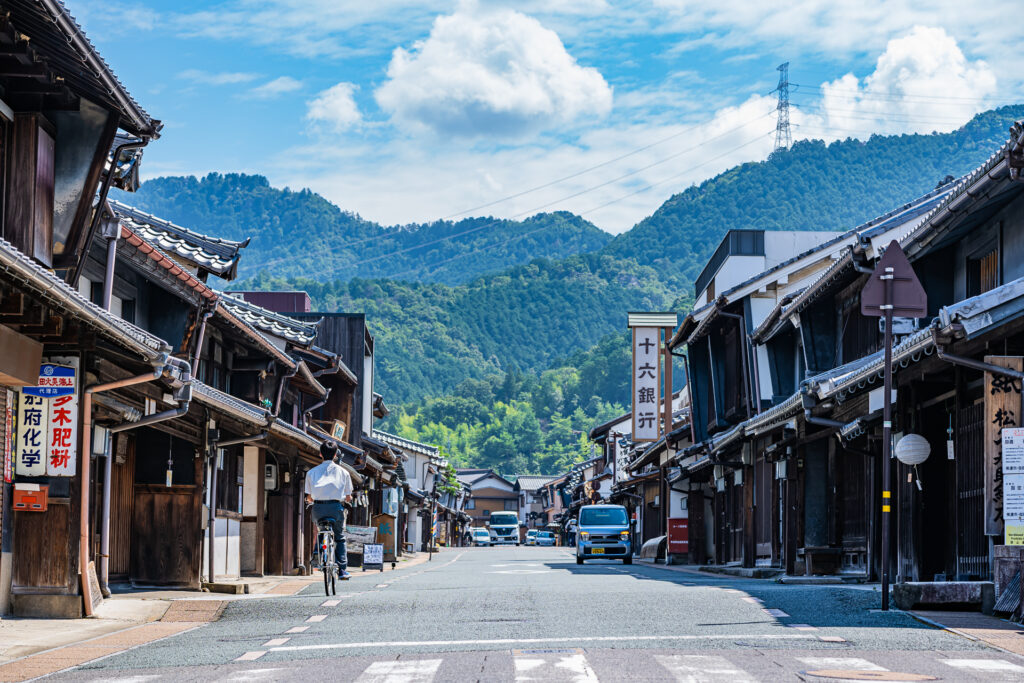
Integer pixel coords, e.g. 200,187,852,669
203,517,241,580
763,231,842,267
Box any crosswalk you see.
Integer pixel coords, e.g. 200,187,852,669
253,651,1024,682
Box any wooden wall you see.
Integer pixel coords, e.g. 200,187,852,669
131,484,201,586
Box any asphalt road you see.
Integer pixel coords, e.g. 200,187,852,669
50,547,1024,681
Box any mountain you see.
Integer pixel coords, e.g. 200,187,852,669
112,173,610,285
244,253,675,402
603,105,1024,288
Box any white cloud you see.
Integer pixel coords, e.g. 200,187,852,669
178,69,260,85
272,92,780,233
374,6,612,137
246,76,304,100
306,83,362,130
817,26,997,136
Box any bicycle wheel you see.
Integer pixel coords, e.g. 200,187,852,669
330,569,336,595
323,560,330,596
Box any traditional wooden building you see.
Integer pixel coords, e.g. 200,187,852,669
672,121,1024,605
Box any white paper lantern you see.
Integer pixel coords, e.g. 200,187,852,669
895,434,931,465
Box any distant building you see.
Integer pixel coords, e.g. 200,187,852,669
457,469,517,528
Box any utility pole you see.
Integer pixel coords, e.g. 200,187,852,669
774,62,792,152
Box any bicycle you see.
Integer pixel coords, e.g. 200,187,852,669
317,518,338,596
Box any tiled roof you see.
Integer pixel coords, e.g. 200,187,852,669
372,430,440,457
514,475,556,491
111,201,249,280
0,235,169,359
8,0,159,137
119,224,217,302
220,293,319,346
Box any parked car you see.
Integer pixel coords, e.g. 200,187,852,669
576,504,632,564
536,531,556,546
471,529,492,547
524,529,539,545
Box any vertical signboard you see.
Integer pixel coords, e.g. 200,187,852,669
19,363,79,478
3,388,13,483
984,356,1023,536
15,391,48,476
632,327,660,442
1002,427,1024,545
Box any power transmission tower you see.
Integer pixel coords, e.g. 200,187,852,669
773,62,791,151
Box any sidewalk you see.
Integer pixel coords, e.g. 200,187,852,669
0,550,438,681
911,610,1024,657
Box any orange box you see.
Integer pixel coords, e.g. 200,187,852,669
13,484,47,511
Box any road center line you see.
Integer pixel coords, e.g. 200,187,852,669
322,599,341,607
262,638,290,647
235,651,267,661
306,615,328,622
285,626,309,634
268,633,819,653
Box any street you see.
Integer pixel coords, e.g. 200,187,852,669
45,547,1024,682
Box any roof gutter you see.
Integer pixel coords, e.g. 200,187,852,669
40,0,158,138
69,138,149,286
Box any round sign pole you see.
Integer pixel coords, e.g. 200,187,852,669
881,265,894,611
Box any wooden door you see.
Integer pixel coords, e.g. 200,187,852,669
109,436,135,580
956,403,987,580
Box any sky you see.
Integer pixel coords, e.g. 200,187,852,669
76,0,1021,234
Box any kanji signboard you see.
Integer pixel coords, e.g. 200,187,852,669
15,362,80,478
15,391,48,476
632,327,660,442
985,357,1022,536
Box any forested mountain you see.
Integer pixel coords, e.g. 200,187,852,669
604,105,1024,287
112,174,610,285
244,253,675,401
123,105,1024,473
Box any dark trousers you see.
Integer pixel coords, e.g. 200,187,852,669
312,501,347,570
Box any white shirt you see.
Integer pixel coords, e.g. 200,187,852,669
304,460,353,501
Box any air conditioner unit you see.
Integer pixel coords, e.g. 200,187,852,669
265,462,278,491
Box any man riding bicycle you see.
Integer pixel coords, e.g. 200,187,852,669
304,439,353,579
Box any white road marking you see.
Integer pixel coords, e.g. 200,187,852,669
762,608,789,617
218,668,286,681
942,659,1024,674
741,597,762,604
306,614,327,622
786,624,818,631
798,657,886,671
355,658,443,683
375,584,389,588
262,638,290,647
514,652,597,682
490,569,555,575
234,651,267,662
285,626,309,634
268,633,817,653
655,654,755,682
322,599,341,607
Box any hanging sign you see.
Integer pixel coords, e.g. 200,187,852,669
15,391,48,476
382,487,399,516
3,389,13,483
984,357,1022,536
632,327,660,442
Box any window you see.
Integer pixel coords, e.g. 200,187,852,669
504,499,518,511
483,509,491,517
465,499,475,510
967,246,999,298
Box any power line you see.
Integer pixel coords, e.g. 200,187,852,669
790,83,1000,104
252,110,777,273
384,132,774,281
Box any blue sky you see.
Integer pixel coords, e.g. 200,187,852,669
77,1,1021,234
